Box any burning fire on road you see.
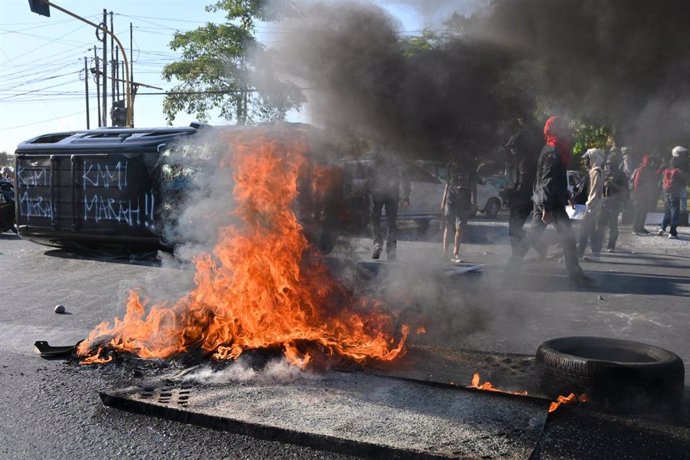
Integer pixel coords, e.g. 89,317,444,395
76,127,408,367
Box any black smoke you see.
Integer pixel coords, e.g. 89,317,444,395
266,0,690,160
476,0,690,152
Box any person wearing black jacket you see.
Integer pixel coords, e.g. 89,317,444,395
522,116,594,288
504,127,542,262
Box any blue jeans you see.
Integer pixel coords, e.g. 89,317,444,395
661,192,680,236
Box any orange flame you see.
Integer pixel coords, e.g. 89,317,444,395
548,393,590,413
466,372,528,396
77,127,408,367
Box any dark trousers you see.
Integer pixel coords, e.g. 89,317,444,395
508,201,533,253
661,192,681,236
599,200,621,250
632,195,653,232
522,205,583,278
370,195,398,252
578,209,603,256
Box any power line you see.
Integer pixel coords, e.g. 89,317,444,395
1,67,81,90
0,110,93,132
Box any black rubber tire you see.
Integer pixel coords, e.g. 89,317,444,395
536,336,685,414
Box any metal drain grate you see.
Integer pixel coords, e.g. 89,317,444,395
139,386,192,407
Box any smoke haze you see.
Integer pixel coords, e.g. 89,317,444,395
263,0,690,158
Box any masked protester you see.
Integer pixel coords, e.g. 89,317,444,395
521,116,594,288
618,146,635,225
578,149,605,261
599,150,629,252
365,152,410,260
504,127,542,264
671,145,689,224
620,146,635,178
657,155,687,239
631,153,659,234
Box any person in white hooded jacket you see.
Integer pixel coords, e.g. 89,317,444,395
577,148,605,261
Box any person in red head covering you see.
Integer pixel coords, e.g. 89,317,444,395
512,116,594,288
631,153,660,234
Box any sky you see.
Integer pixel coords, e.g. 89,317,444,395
0,0,440,154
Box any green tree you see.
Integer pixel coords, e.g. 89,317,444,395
0,152,13,168
162,0,303,125
569,120,612,165
400,29,442,57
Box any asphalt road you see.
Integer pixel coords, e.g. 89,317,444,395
0,215,689,459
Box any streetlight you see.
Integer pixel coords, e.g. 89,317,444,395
28,0,133,127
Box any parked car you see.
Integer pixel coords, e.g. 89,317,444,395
414,160,504,218
339,159,503,235
567,169,584,196
0,179,15,233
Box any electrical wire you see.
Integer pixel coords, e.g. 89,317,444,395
0,110,93,132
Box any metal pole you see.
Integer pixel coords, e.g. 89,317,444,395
115,46,120,101
84,56,90,129
130,22,134,123
101,9,107,126
46,2,133,127
110,12,115,107
93,47,101,127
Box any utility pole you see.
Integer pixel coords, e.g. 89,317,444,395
30,1,135,127
109,11,116,110
83,57,90,129
101,9,108,126
130,22,134,123
92,47,101,127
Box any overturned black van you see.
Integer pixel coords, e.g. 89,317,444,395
14,124,202,250
14,123,348,253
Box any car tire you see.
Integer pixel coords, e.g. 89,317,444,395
484,198,500,218
536,336,685,414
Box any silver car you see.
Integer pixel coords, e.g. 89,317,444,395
341,159,503,234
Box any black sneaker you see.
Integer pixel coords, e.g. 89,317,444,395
372,246,382,260
387,249,396,261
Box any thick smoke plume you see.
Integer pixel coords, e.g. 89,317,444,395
269,1,522,162
265,0,690,158
476,0,690,151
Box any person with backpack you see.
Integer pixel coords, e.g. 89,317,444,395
599,150,629,252
440,159,476,263
577,148,605,261
657,156,686,239
631,153,660,234
671,145,689,223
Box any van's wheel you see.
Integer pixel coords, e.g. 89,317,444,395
484,198,500,218
536,336,685,414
